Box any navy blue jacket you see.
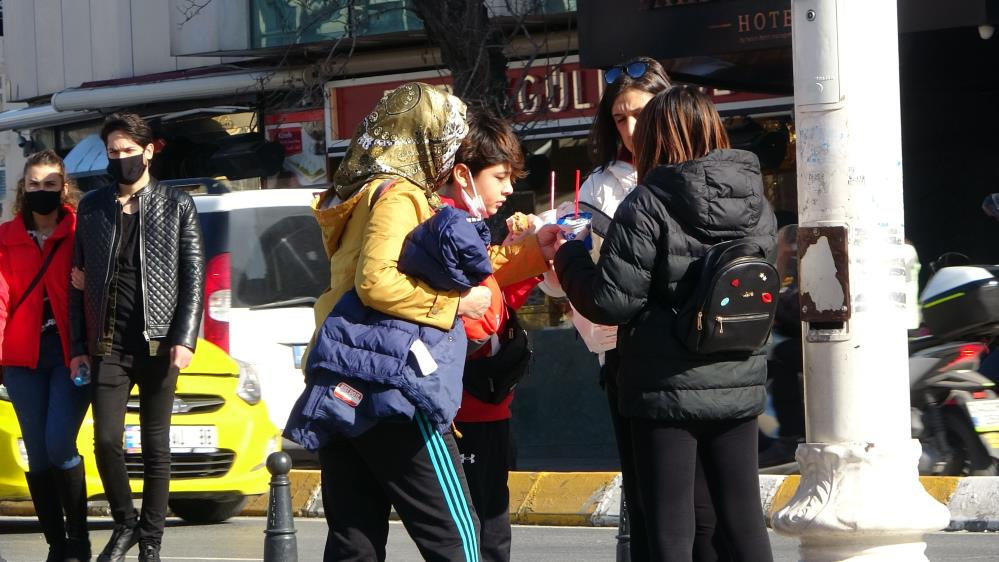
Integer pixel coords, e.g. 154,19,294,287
284,207,492,449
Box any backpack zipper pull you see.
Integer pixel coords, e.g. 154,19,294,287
716,316,724,334
697,311,703,331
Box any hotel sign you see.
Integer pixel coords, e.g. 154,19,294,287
640,0,715,8
580,0,793,67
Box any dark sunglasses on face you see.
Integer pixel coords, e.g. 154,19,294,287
603,61,649,85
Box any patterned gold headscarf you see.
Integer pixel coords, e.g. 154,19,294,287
332,82,469,206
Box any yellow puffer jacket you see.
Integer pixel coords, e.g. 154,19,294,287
311,178,549,334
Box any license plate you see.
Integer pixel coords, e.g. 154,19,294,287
965,398,999,432
291,344,307,369
124,425,218,454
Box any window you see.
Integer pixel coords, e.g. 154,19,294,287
201,206,328,308
251,0,423,49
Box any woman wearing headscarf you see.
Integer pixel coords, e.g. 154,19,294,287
308,83,557,562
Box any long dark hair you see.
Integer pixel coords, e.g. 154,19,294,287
588,56,671,171
633,86,730,182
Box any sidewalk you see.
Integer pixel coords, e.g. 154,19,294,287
240,470,999,532
3,471,997,531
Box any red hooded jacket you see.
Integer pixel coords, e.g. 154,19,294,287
0,207,76,368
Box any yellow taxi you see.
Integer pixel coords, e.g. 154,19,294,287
0,338,280,523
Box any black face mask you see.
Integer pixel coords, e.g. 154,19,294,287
107,154,147,185
25,190,62,216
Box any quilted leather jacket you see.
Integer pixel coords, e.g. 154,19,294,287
69,179,205,358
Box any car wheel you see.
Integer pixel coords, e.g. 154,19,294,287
169,496,248,524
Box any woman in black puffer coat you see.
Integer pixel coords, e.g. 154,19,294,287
554,86,776,562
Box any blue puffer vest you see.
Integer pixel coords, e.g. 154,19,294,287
284,206,492,449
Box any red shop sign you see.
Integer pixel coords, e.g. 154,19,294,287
325,61,604,142
324,61,789,150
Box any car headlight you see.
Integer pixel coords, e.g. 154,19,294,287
253,436,281,472
265,436,278,461
17,438,29,466
236,361,262,405
0,384,10,402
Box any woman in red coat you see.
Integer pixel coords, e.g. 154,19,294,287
0,149,90,562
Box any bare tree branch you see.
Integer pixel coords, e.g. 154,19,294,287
176,0,572,126
410,0,512,116
176,0,214,26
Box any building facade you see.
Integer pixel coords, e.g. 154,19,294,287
0,0,793,216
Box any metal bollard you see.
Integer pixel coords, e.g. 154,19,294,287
263,451,298,562
615,489,631,562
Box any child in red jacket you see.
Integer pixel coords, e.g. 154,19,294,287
437,112,549,562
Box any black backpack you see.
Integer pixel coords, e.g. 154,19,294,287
673,239,779,354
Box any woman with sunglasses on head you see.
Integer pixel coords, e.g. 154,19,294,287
1,150,90,562
554,86,776,561
542,57,729,561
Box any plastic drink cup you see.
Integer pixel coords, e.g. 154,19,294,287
557,212,593,250
537,208,558,225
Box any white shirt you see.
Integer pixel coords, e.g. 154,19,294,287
541,160,638,360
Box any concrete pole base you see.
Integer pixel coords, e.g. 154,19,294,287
772,440,950,561
798,536,932,562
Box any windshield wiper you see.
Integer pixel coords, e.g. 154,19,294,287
249,296,318,310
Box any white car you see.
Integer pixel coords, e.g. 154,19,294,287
176,181,326,465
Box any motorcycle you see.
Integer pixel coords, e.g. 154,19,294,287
760,250,999,475
909,336,999,475
912,260,999,475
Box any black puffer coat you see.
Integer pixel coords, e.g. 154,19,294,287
69,179,205,357
555,149,777,421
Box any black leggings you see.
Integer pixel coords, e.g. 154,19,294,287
603,356,651,562
630,417,773,562
605,351,729,562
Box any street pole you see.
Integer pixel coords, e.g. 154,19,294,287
772,1,951,560
615,489,631,562
263,452,298,562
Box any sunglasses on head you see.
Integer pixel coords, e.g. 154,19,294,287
603,61,649,85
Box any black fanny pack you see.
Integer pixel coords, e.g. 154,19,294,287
462,309,532,404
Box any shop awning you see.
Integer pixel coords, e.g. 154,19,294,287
0,105,100,132
0,67,306,132
51,68,308,112
63,134,109,179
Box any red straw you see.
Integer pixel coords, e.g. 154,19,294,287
550,171,556,211
574,169,581,217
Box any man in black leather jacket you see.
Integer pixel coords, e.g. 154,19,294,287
69,112,204,562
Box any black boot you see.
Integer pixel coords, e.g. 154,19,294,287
25,470,66,562
137,540,161,562
56,463,91,562
95,522,139,562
